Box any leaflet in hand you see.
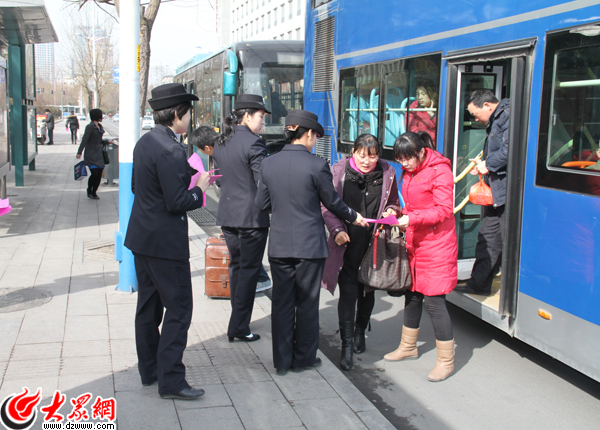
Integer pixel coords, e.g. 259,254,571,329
209,175,222,186
0,198,11,217
187,153,207,206
363,215,398,225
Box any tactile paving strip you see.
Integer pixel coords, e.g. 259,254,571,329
188,207,216,226
183,347,212,367
207,348,261,366
195,322,235,349
213,363,272,384
0,288,52,313
185,365,222,386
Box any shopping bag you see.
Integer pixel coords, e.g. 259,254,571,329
358,225,412,292
74,161,87,181
468,174,493,206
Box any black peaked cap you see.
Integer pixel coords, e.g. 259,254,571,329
149,83,199,111
284,109,324,137
233,94,271,114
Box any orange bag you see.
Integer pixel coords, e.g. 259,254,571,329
469,174,493,206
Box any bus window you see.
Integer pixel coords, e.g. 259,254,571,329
339,65,380,142
383,71,409,147
537,34,600,196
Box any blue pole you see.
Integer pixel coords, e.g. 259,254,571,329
116,162,137,292
115,0,140,292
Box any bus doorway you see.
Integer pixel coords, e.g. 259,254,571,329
443,42,532,332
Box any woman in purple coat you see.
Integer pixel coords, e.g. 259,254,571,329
322,134,400,370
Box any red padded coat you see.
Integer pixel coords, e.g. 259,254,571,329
402,148,457,296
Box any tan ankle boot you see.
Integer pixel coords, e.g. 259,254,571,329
383,326,419,361
427,339,455,382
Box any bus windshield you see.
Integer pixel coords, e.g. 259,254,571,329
239,49,304,140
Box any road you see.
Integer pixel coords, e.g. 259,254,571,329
99,118,600,429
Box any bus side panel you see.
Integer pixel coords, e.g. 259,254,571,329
515,292,600,381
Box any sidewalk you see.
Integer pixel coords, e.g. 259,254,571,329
0,125,394,430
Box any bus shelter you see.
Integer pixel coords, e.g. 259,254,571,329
0,0,57,191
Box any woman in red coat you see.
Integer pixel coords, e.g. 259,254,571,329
384,132,457,382
407,81,438,145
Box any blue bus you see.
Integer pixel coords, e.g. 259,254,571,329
174,40,305,166
304,0,600,382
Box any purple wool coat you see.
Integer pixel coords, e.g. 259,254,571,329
321,157,401,294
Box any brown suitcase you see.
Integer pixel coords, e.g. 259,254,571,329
205,235,231,298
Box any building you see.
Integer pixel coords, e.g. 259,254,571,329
35,43,54,82
217,0,305,47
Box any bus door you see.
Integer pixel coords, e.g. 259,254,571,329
444,41,533,332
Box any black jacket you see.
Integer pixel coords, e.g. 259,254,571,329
212,125,270,228
77,122,107,168
67,115,80,130
256,145,357,259
44,112,54,130
484,98,510,207
125,125,204,260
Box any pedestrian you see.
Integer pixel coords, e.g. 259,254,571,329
76,109,113,200
321,134,400,371
190,125,273,293
125,83,210,400
67,111,80,145
44,109,54,145
407,81,438,145
212,94,271,343
384,131,457,382
255,110,368,376
455,90,509,295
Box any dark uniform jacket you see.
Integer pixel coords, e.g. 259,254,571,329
125,124,204,260
77,122,107,168
213,125,270,228
44,112,54,130
484,98,510,207
67,115,80,130
256,145,357,259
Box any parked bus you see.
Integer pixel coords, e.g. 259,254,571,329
304,0,600,382
174,40,304,168
60,105,86,120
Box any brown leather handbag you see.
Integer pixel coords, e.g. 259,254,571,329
358,225,412,292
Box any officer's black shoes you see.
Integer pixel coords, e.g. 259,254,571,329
228,333,261,342
291,357,322,373
160,387,205,400
275,368,289,376
87,192,100,200
454,284,491,296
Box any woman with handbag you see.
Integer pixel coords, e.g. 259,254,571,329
76,109,114,200
384,131,458,382
322,134,400,371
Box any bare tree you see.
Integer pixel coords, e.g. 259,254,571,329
63,6,115,110
67,0,165,117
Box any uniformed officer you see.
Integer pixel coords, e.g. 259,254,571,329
212,94,271,342
125,83,210,400
255,110,368,375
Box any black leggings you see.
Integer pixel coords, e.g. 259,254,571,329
71,128,78,144
338,282,375,322
403,291,453,341
87,167,103,195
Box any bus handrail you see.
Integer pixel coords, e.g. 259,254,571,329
453,151,483,214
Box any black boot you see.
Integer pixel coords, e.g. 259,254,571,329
339,321,354,371
353,313,370,354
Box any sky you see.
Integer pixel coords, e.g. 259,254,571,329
44,0,219,73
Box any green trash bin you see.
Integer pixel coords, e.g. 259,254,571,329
105,143,119,185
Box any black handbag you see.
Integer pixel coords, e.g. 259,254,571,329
102,144,110,165
358,225,412,292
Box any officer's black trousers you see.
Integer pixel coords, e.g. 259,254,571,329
269,257,325,370
467,205,505,292
222,227,268,337
133,253,193,395
47,128,53,144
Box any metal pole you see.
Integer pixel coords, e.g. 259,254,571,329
115,0,140,292
92,4,98,108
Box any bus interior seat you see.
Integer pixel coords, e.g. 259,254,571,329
384,88,405,147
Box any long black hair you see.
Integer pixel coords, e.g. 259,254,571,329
283,126,310,143
215,108,260,146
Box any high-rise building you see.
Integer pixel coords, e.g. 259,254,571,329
217,0,305,47
35,43,55,82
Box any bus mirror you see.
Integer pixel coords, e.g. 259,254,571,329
224,72,237,96
226,50,238,73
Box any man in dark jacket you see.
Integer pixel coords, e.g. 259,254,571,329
44,109,54,145
456,90,510,295
125,83,209,400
